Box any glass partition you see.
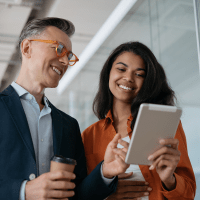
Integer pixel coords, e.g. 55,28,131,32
56,1,200,198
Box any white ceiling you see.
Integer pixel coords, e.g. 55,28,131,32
0,3,32,86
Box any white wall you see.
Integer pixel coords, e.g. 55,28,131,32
181,106,200,174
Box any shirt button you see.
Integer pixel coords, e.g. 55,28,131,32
41,139,44,142
42,163,45,166
29,173,36,180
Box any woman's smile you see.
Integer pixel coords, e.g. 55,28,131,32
118,84,135,91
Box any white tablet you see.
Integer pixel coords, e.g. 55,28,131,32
125,103,182,165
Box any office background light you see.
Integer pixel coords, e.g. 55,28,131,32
57,0,138,95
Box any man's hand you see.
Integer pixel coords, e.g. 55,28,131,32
25,170,76,200
148,138,181,190
103,133,130,178
107,172,151,199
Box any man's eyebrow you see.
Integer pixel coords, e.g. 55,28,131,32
57,41,66,47
116,62,146,71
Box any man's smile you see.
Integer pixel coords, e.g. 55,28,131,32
51,65,62,75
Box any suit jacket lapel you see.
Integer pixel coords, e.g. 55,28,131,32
1,86,36,161
49,101,63,155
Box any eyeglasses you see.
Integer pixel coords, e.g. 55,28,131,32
29,39,79,66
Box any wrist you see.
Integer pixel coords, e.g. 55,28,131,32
102,162,114,179
162,175,176,191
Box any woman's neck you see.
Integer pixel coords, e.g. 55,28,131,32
112,99,131,121
112,99,131,137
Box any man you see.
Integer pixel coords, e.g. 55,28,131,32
0,18,130,200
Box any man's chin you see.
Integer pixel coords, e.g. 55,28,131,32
45,81,59,89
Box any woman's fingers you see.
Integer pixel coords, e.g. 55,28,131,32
149,149,181,171
149,154,172,170
156,159,173,169
159,138,179,149
148,145,181,162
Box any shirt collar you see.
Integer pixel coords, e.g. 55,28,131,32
104,109,133,124
104,109,133,137
43,96,50,108
105,110,114,123
11,81,50,108
11,81,29,97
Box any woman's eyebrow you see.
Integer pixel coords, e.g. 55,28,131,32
137,68,146,72
116,62,128,67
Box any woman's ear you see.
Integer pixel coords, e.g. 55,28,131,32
21,39,31,58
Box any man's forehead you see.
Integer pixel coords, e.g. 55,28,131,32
42,26,72,50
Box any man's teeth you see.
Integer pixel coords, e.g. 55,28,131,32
119,85,132,91
52,66,61,75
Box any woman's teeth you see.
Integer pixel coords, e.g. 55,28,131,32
119,85,133,91
53,66,61,75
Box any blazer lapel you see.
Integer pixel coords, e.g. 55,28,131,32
49,101,63,155
1,86,36,161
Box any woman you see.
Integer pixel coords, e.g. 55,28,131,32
82,42,196,200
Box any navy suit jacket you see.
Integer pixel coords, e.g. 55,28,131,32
0,85,117,200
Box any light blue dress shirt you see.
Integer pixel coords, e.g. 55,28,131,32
11,82,54,200
11,82,113,200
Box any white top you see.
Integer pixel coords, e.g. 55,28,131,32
117,136,149,200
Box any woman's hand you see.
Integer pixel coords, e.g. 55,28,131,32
107,172,152,199
148,138,181,190
103,133,130,178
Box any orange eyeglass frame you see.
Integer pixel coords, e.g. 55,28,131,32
29,39,79,66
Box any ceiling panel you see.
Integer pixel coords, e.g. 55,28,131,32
0,3,32,85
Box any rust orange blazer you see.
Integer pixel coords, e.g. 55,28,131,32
82,110,196,200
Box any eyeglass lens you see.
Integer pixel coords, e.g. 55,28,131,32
57,44,76,65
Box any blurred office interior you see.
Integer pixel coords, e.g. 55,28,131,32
0,0,199,198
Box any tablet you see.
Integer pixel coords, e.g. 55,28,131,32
125,103,182,165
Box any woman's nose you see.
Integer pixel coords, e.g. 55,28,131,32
123,73,134,82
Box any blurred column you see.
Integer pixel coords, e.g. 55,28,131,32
193,0,200,73
69,90,76,118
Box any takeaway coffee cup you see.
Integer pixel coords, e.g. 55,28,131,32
50,155,77,176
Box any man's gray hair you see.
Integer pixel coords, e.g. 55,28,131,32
18,17,75,55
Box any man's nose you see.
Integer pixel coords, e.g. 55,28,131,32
58,54,69,66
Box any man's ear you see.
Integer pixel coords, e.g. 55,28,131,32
21,39,31,58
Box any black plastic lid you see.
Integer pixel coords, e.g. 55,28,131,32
51,155,77,165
